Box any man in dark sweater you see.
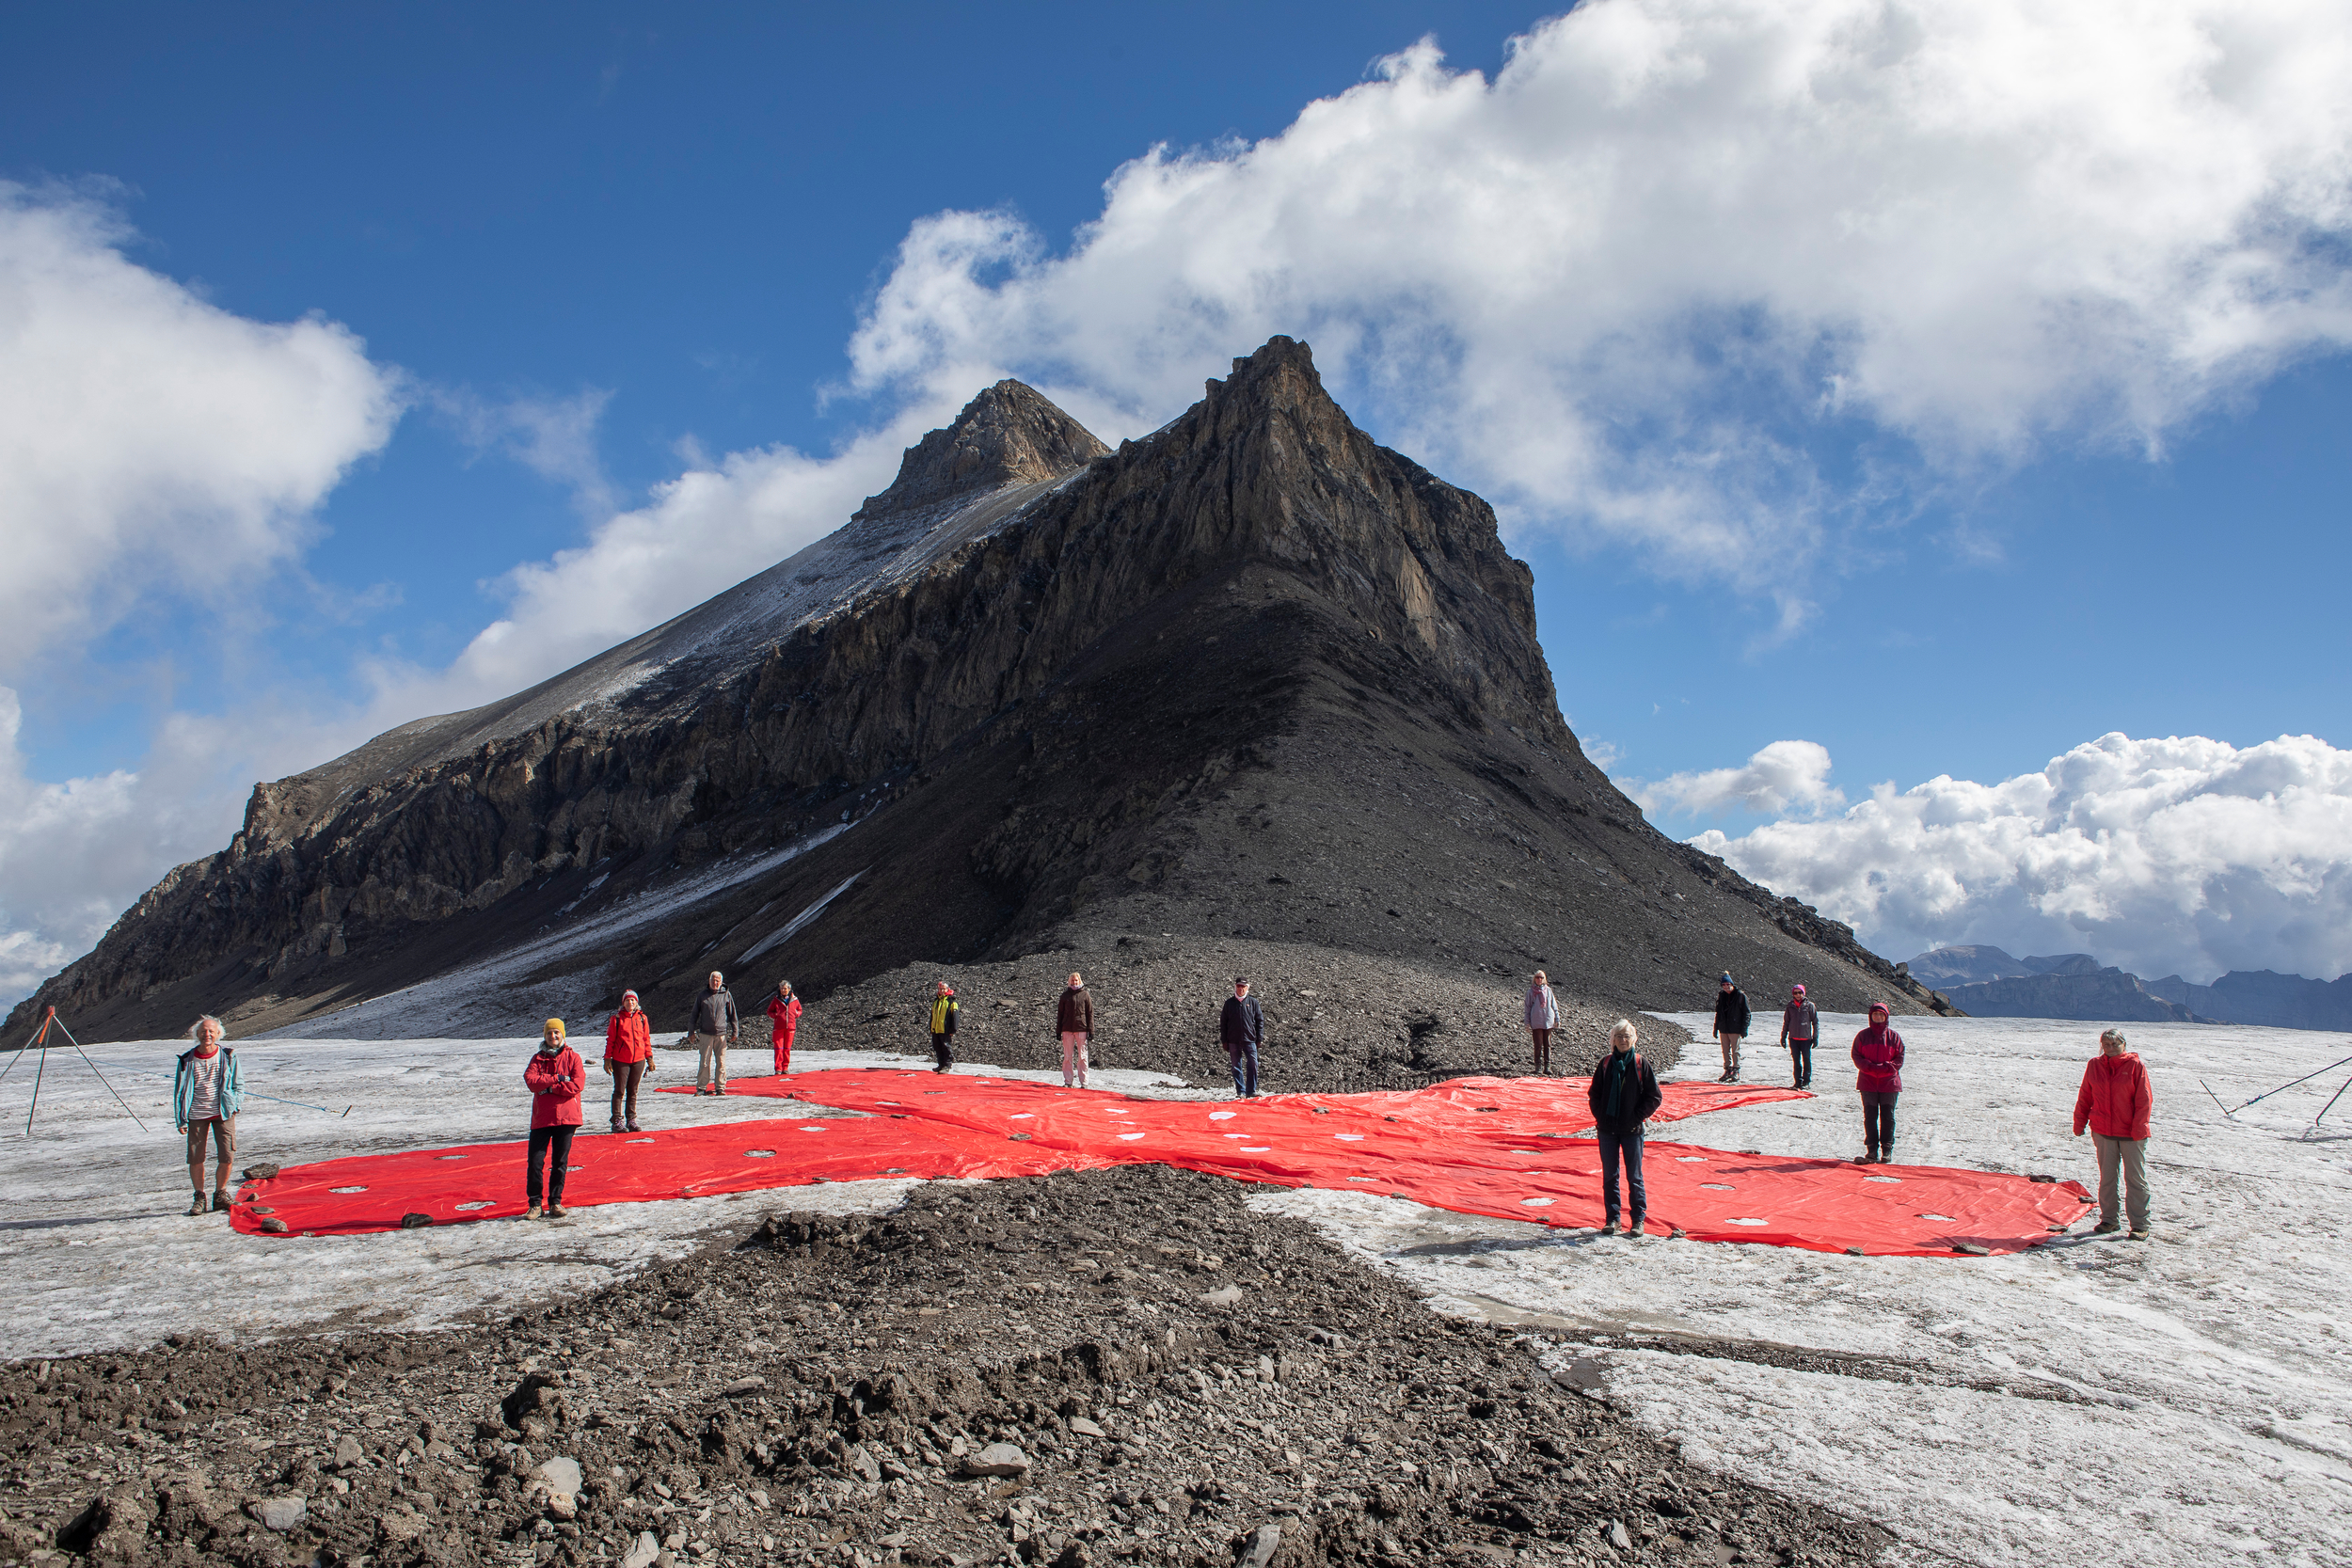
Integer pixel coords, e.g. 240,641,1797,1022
691,971,740,1095
1586,1018,1663,1236
1218,978,1264,1099
1712,973,1752,1083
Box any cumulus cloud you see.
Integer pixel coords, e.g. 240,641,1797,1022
1686,733,2352,983
844,0,2352,606
358,413,936,720
0,182,403,673
1628,738,1845,817
0,688,273,1003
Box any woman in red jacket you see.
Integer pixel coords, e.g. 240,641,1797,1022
604,990,653,1133
765,980,802,1077
1851,1003,1905,1164
524,1019,585,1219
2074,1027,2153,1239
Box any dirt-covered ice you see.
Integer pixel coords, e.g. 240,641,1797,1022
1257,1013,2352,1568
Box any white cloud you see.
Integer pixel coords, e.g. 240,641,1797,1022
1629,738,1846,817
1687,733,2352,983
431,385,620,519
0,182,403,673
843,0,2352,608
358,413,937,721
0,688,273,1004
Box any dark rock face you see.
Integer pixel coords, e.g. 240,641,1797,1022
11,338,1942,1047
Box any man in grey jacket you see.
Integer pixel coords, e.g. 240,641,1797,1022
691,971,740,1095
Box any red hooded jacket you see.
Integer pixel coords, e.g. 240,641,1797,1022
766,993,802,1044
604,1009,651,1064
1851,1024,1905,1093
525,1044,586,1129
2074,1052,2152,1140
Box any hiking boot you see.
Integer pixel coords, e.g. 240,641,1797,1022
525,1205,543,1219
546,1204,567,1219
1600,1220,1621,1236
626,1117,642,1132
2126,1228,2149,1242
1877,1150,1894,1164
211,1191,231,1212
2092,1220,2121,1234
1854,1151,1876,1164
1627,1220,1645,1237
612,1116,626,1134
186,1192,208,1216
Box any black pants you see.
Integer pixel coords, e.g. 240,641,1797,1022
1597,1127,1645,1225
931,1033,954,1070
1788,1040,1813,1086
527,1125,576,1206
1861,1090,1898,1155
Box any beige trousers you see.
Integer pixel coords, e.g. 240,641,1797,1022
1061,1031,1090,1087
694,1033,730,1090
2090,1132,2150,1230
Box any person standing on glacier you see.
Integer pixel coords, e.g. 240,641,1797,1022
1586,1018,1661,1236
1057,972,1095,1088
691,971,739,1095
1778,983,1819,1088
1712,974,1752,1082
603,990,652,1132
2074,1027,2153,1240
765,979,802,1077
1850,1003,1905,1164
1524,971,1560,1075
1219,978,1263,1098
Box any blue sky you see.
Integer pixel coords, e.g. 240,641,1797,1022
5,1,2351,998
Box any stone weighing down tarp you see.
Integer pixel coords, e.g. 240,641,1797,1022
235,1070,2088,1254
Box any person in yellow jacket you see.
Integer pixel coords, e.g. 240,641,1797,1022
929,981,959,1073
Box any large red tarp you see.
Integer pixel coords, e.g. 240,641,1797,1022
234,1070,2088,1255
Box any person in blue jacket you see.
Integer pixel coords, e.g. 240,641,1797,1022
172,1016,245,1216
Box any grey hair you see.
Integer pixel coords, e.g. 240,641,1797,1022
192,1015,225,1040
1609,1018,1638,1049
2100,1027,2129,1050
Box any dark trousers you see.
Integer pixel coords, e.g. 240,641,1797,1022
1226,1042,1260,1097
1530,1028,1553,1073
1597,1127,1645,1224
609,1059,644,1123
527,1125,576,1206
931,1033,954,1070
1861,1090,1898,1155
1788,1039,1813,1086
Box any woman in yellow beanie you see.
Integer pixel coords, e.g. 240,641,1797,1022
522,1018,585,1217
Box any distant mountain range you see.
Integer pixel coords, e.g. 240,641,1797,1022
1905,945,2352,1031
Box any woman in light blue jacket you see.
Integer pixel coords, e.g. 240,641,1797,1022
1523,972,1561,1075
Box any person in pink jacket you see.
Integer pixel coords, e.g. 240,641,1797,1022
524,1019,585,1219
2074,1027,2153,1239
1850,1003,1905,1164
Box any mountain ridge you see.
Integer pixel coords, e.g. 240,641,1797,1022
1907,943,2352,1030
12,339,1947,1055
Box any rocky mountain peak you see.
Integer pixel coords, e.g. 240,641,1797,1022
854,379,1111,522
